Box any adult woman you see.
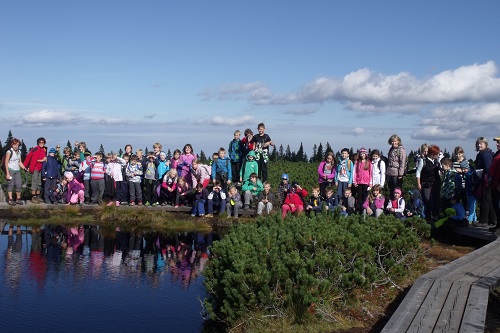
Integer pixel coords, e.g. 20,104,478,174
489,137,500,232
386,134,407,198
23,137,48,204
4,138,27,205
416,144,440,220
475,137,496,226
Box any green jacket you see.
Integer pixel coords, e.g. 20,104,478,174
240,150,259,182
242,179,263,197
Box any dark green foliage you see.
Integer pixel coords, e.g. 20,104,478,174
203,213,429,326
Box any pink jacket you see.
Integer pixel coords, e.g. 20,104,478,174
353,160,373,186
317,161,336,184
191,163,211,188
363,195,385,210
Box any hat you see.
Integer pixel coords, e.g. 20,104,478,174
160,151,167,157
358,147,367,154
394,188,402,195
291,181,299,188
84,150,92,156
48,148,56,154
281,173,289,180
494,136,500,142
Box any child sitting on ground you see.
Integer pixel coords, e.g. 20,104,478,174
306,186,323,217
242,172,263,210
175,176,193,208
160,168,177,206
226,185,243,218
362,184,385,218
386,187,405,219
339,188,355,216
405,189,425,219
64,171,84,205
207,181,227,217
281,182,308,218
323,186,339,213
256,181,275,216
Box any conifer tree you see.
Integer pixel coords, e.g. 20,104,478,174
167,149,172,160
296,142,305,162
270,146,277,161
315,143,324,162
20,141,28,160
66,140,72,151
4,130,13,153
278,144,284,160
285,145,292,161
99,144,105,154
311,144,317,162
325,142,333,155
118,148,123,157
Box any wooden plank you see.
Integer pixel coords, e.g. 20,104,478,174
459,285,490,333
454,227,497,241
381,278,436,332
433,282,471,333
407,280,453,332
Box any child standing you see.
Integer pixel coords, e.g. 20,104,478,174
228,130,243,184
250,123,274,181
306,186,323,217
386,188,405,219
240,150,259,183
42,148,61,203
170,149,182,176
191,184,209,217
90,152,106,205
80,150,93,204
318,152,337,197
156,151,170,181
211,147,232,192
352,147,372,213
179,144,195,186
242,172,263,210
370,149,386,188
143,152,159,206
256,181,274,216
105,153,127,206
440,158,460,211
126,155,143,206
362,184,385,218
335,148,353,199
207,181,227,217
226,185,243,218
452,146,469,216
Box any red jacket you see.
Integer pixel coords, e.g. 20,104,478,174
489,151,500,189
283,188,308,207
24,146,47,172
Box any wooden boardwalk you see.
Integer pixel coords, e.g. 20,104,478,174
381,238,500,333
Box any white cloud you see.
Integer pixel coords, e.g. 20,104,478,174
209,115,256,126
20,110,83,126
283,107,318,115
352,127,365,136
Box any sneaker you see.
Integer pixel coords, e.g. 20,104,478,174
8,199,16,206
115,201,120,206
107,201,114,206
206,214,213,217
16,200,23,205
174,205,179,208
129,202,135,206
243,205,249,210
199,214,204,217
145,201,150,206
152,202,158,207
138,201,143,206
161,202,166,206
191,214,196,217
120,201,128,206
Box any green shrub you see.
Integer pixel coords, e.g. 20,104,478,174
203,213,429,328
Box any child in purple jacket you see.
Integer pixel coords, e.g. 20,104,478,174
64,171,84,205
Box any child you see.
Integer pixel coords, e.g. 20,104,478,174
306,186,323,217
24,137,47,204
190,158,211,189
323,186,339,213
79,150,93,204
161,168,178,206
170,149,182,176
156,151,170,180
440,158,461,211
352,147,372,213
207,181,227,217
318,152,337,197
240,150,259,183
362,184,385,218
240,128,255,159
281,181,308,218
191,184,209,217
211,147,232,192
90,152,106,205
64,171,84,205
256,181,275,216
242,172,263,210
152,143,162,159
452,146,469,216
433,195,467,242
250,123,274,182
335,148,353,199
277,173,291,207
105,152,127,206
370,149,386,188
42,148,61,203
179,144,195,185
143,152,159,206
51,178,67,204
126,155,143,206
386,188,405,219
175,176,192,207
386,134,407,198
340,188,355,216
405,189,425,219
226,185,243,218
228,130,243,184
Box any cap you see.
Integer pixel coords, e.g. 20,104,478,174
281,173,289,180
84,150,92,156
493,136,500,142
48,148,56,154
358,147,367,154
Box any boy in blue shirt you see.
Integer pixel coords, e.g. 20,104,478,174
212,147,232,192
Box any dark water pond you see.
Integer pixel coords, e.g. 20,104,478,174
0,221,215,333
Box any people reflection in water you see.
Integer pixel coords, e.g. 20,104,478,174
4,224,212,290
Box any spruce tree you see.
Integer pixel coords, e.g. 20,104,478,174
199,150,206,163
311,144,317,162
296,142,305,162
21,141,28,160
285,145,292,161
278,144,284,160
99,144,105,154
325,142,333,155
167,149,172,160
316,143,324,162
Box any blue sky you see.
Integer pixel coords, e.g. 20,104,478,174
1,0,500,159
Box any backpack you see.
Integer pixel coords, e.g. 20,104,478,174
202,164,212,176
378,156,388,170
0,148,14,168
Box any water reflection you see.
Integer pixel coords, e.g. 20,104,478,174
0,222,213,333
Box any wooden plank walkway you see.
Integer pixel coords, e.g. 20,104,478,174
381,238,500,333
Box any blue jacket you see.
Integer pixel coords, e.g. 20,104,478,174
228,139,243,162
42,156,61,180
212,157,232,180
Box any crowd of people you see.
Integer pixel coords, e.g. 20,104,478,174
4,126,500,231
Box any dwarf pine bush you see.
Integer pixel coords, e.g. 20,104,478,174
203,213,429,327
